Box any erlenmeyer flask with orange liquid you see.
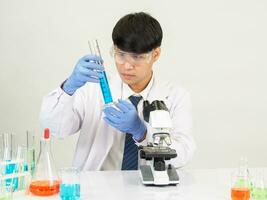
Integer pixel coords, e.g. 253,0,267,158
29,128,60,196
231,157,251,200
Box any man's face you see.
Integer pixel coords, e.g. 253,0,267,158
113,47,161,90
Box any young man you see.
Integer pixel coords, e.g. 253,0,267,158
40,12,195,170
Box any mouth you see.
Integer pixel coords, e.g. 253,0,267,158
121,73,135,80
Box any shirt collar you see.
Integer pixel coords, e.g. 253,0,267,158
122,72,155,99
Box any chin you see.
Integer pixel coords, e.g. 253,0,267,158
121,78,137,86
122,79,133,85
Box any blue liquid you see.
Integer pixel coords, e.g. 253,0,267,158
24,162,28,171
4,162,18,190
60,183,80,200
99,71,113,104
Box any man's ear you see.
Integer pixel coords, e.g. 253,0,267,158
152,47,161,62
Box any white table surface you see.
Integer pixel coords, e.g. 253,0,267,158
13,168,250,200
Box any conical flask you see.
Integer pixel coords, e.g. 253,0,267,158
231,157,251,200
29,128,60,196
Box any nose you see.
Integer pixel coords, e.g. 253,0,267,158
123,61,134,70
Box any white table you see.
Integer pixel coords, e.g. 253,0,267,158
14,168,241,200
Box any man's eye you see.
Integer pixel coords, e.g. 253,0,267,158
118,52,126,57
132,54,144,59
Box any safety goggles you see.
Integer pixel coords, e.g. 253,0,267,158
110,46,153,66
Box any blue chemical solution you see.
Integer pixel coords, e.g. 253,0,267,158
4,161,18,190
100,71,113,104
60,183,80,200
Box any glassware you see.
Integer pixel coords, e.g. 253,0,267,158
29,128,60,196
231,157,251,200
25,130,35,176
1,133,15,161
59,167,80,200
0,134,17,190
0,134,4,161
15,146,31,192
251,169,266,200
88,39,113,104
0,181,13,200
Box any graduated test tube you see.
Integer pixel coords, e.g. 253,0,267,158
88,40,113,104
26,130,35,176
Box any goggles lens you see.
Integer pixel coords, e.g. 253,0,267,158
110,46,153,65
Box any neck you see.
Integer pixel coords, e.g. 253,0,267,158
129,72,153,93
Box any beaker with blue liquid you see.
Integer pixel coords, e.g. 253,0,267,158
59,167,80,200
0,133,18,190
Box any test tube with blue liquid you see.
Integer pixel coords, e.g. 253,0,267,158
88,40,113,104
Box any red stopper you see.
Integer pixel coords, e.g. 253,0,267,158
44,128,50,139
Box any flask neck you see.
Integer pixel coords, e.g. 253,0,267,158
39,138,51,153
238,157,249,177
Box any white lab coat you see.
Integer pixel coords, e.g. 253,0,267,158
40,72,196,170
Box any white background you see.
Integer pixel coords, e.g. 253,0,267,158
0,0,266,169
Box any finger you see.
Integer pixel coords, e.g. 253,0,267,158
115,101,129,113
103,116,119,127
81,62,104,71
81,54,103,63
86,77,100,83
119,99,135,110
104,114,121,124
78,67,103,79
103,107,123,118
78,73,100,83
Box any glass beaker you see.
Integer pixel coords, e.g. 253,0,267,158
29,128,60,196
59,167,80,200
0,181,13,200
1,133,17,190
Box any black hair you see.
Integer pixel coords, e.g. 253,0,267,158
112,12,163,54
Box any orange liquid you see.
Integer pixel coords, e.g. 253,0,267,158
231,187,250,200
29,180,60,196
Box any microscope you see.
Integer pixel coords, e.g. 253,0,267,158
139,100,179,186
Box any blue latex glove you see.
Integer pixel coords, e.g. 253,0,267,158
103,99,147,141
62,55,104,95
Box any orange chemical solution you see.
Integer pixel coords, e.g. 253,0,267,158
231,187,250,200
29,180,60,196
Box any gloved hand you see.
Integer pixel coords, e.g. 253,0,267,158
62,55,104,95
103,99,147,142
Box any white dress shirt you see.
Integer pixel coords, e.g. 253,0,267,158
40,71,196,170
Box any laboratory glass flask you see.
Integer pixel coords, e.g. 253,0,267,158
29,128,60,196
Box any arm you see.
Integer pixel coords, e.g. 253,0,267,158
169,90,196,167
40,54,104,138
39,87,84,138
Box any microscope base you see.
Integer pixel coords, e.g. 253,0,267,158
140,165,179,186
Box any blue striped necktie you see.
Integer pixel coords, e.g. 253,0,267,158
121,95,142,170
